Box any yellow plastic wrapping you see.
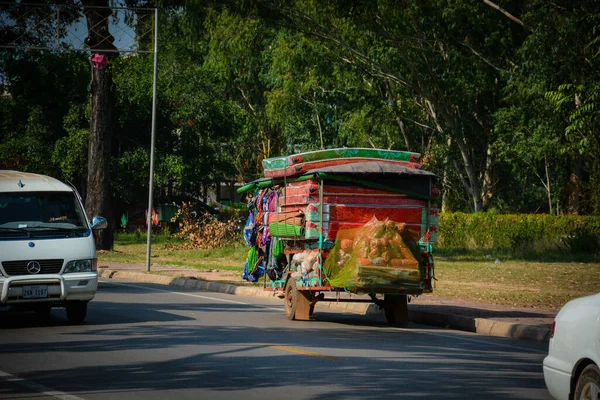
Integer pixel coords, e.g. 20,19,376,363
323,217,424,291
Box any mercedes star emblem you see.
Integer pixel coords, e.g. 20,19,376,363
26,261,41,274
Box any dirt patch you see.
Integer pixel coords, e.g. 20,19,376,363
439,280,543,292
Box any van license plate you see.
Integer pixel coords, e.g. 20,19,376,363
22,285,48,299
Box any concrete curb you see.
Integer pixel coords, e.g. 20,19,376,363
98,269,550,342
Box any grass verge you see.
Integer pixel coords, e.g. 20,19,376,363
97,232,247,271
98,233,600,309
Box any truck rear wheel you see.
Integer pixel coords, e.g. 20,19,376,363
284,280,311,321
284,280,298,320
384,294,408,325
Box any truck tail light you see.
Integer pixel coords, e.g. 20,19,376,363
549,321,556,339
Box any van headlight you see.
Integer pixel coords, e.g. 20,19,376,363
64,259,97,273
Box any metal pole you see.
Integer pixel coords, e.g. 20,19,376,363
145,8,158,272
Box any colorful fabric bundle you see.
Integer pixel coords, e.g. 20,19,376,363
242,246,264,282
242,187,280,282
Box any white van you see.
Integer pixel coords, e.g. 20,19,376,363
0,171,106,323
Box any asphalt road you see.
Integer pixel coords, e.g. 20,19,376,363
0,280,553,400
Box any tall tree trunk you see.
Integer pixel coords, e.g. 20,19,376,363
481,144,494,210
385,81,411,151
441,165,451,213
441,137,453,212
86,63,114,249
454,134,483,212
567,154,582,214
313,91,325,150
83,0,116,250
215,181,221,203
424,99,483,212
258,127,271,169
544,154,553,214
591,148,600,216
229,180,235,205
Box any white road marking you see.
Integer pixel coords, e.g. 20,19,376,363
0,370,86,400
104,281,283,311
102,280,548,354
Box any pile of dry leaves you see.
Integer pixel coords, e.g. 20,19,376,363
168,202,242,249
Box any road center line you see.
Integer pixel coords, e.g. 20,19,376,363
270,345,339,359
0,370,86,400
103,281,548,354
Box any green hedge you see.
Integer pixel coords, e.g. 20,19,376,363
438,211,600,254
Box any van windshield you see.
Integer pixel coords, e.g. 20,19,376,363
0,191,88,237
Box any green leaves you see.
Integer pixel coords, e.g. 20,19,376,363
52,104,89,183
2,0,600,216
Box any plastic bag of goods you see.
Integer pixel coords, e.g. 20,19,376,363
323,217,424,291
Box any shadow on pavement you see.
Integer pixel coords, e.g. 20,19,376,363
0,281,550,400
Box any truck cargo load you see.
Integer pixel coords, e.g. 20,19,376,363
238,148,438,324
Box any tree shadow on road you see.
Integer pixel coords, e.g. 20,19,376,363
0,285,550,400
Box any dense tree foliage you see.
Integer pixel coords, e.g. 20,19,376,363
1,0,599,227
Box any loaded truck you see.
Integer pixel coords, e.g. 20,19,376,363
239,148,438,324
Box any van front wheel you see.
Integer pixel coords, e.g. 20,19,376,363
66,301,88,324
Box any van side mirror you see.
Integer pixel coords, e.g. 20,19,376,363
91,216,108,230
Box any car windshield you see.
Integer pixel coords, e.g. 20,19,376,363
0,191,87,236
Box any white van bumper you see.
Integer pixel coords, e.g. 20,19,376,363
0,273,98,305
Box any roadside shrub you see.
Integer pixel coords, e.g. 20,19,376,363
168,202,243,249
114,229,178,245
161,225,172,238
562,228,600,255
438,212,600,255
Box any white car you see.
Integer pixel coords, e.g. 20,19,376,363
0,171,106,323
543,292,600,400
